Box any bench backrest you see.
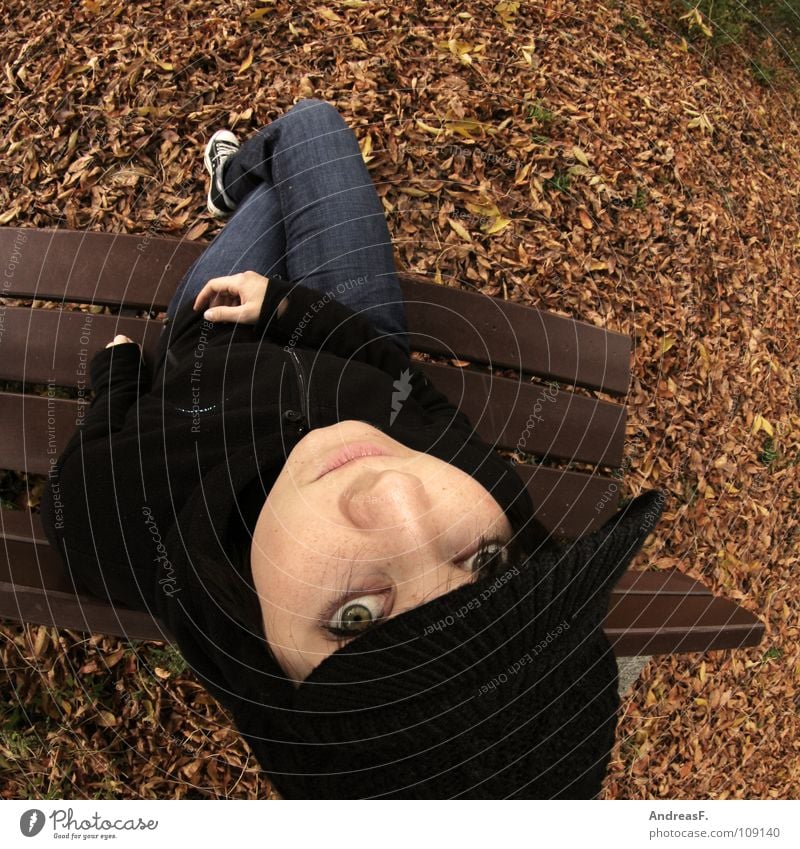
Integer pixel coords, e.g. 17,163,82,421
0,227,764,653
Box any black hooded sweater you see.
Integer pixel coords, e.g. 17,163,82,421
39,277,546,684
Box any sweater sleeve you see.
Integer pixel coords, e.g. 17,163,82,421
39,343,150,566
55,343,151,469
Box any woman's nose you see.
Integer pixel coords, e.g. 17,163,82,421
341,468,432,533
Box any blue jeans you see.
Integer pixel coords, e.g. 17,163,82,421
165,99,410,358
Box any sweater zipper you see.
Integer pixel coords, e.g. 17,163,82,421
286,348,311,429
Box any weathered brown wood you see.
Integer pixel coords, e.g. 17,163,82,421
513,465,621,538
1,507,49,544
606,582,764,655
0,227,201,311
0,581,171,643
401,278,631,395
418,362,626,466
0,307,162,387
0,393,78,475
1,228,630,394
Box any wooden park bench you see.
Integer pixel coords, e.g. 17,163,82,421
0,227,764,659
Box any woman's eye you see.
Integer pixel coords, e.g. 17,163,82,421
463,540,508,573
327,594,386,636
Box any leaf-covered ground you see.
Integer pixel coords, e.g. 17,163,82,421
2,0,799,798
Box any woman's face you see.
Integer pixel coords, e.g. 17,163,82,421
249,420,513,684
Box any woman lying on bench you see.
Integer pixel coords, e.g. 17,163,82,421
41,98,664,799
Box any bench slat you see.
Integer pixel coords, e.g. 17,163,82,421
0,581,171,643
608,588,764,655
401,279,630,395
0,571,764,654
0,227,199,312
2,360,626,470
419,362,625,467
1,228,630,394
0,307,163,387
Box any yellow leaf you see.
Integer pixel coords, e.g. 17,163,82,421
694,697,708,707
466,201,500,218
360,133,374,164
751,414,774,437
520,44,536,66
66,129,79,157
725,483,740,494
342,0,370,6
98,710,119,727
415,118,444,137
446,119,486,139
699,660,706,684
289,21,300,35
237,50,254,75
495,0,520,27
154,60,174,72
398,187,428,197
0,205,20,225
514,162,532,184
447,217,472,242
572,145,589,166
660,335,676,354
246,4,276,21
67,63,93,76
317,7,342,22
482,216,511,235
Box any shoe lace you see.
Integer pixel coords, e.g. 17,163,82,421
212,140,239,164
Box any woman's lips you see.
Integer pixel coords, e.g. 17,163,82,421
315,442,390,481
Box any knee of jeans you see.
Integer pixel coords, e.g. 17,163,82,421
291,98,346,131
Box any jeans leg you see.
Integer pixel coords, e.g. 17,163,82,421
165,99,409,357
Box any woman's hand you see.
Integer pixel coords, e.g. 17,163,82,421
105,335,139,349
192,271,270,325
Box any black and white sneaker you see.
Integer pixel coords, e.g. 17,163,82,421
204,130,240,218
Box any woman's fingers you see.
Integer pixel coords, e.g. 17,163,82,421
192,271,269,325
193,277,243,312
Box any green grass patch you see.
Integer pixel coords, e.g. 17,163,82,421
544,170,572,194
